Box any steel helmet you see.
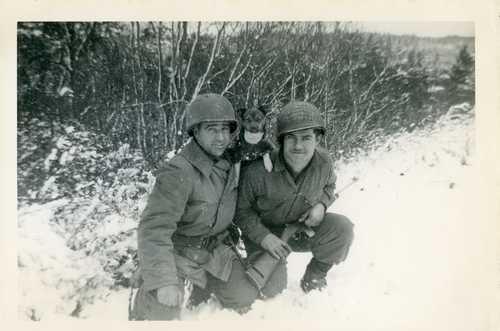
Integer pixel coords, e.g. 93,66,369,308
277,101,325,137
185,94,238,136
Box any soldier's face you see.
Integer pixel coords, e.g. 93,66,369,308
194,122,232,157
283,128,319,175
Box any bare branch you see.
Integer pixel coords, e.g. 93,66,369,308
222,50,252,96
359,65,389,104
181,22,201,100
303,63,314,101
245,68,256,106
192,22,226,100
223,44,247,89
268,74,293,106
153,22,163,103
74,23,96,61
175,22,185,92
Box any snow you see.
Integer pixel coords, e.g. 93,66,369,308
39,176,58,198
18,200,112,320
17,112,499,328
428,85,445,92
44,148,58,171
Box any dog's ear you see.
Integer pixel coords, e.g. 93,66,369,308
257,105,271,116
236,107,247,119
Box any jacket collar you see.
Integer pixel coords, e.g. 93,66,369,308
179,139,217,178
179,139,235,180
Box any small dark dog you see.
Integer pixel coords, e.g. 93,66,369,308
228,105,275,172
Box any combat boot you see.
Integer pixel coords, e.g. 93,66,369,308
186,285,211,309
300,274,327,293
300,258,331,293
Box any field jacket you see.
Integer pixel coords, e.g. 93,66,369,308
235,148,337,245
138,140,239,291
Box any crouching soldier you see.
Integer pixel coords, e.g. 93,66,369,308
235,101,354,298
131,94,258,320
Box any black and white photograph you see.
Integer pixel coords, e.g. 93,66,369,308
4,1,500,330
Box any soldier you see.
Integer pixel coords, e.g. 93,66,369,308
131,94,257,320
236,101,354,298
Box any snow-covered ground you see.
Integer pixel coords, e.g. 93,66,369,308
17,112,499,329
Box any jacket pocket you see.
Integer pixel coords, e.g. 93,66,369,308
182,200,217,227
256,196,286,211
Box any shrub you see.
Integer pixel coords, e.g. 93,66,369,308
18,117,155,288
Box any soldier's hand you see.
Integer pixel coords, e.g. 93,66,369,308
297,210,309,223
261,233,291,259
300,203,325,227
157,285,183,307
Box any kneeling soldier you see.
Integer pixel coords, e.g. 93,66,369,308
131,94,257,320
236,101,354,298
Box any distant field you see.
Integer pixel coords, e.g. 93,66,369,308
388,34,474,70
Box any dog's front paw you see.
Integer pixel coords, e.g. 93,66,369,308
263,153,273,172
234,161,241,181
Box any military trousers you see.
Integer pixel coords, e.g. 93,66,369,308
131,213,353,319
130,258,260,320
242,212,354,299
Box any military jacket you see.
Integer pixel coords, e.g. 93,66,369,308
235,148,337,245
138,140,239,291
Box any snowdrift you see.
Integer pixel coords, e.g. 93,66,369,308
18,108,495,329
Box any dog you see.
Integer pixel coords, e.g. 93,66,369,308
228,105,275,174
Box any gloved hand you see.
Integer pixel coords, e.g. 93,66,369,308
298,203,325,228
261,233,291,259
157,285,183,307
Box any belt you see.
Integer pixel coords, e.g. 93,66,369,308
172,230,230,251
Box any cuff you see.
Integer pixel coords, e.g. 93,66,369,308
141,269,180,292
319,194,334,211
251,225,272,246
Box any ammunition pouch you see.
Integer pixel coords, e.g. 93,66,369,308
173,230,230,251
172,230,231,265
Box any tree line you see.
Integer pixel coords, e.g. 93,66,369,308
17,22,475,168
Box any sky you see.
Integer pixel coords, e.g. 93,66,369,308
359,21,474,37
192,21,475,39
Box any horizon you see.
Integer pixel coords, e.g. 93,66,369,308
359,21,474,38
18,21,475,39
